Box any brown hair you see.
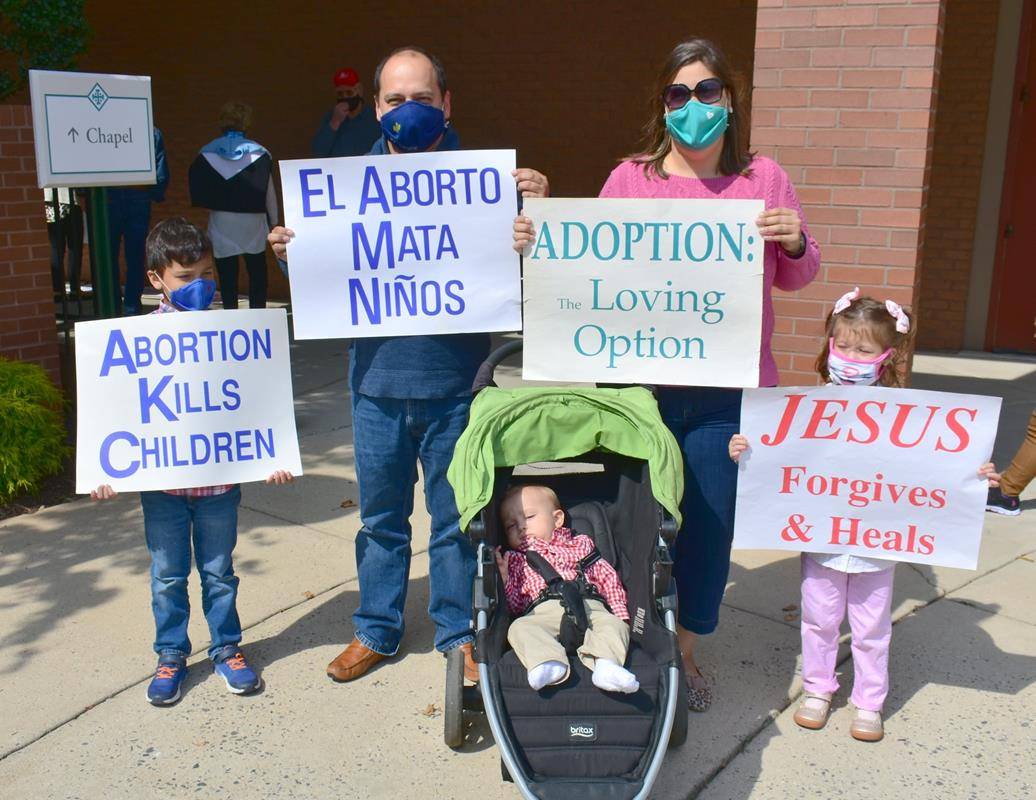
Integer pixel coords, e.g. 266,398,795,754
218,101,252,133
628,38,754,179
815,295,915,387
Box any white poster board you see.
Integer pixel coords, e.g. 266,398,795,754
75,309,303,493
732,386,1002,570
521,198,764,387
29,69,156,188
280,149,520,340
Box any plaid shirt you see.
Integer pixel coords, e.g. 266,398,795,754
151,300,234,498
502,527,629,620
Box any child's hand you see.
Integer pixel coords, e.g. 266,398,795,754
978,462,1000,487
267,226,295,262
729,434,749,463
494,547,508,582
266,470,294,485
90,485,117,501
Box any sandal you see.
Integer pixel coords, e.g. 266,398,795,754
793,694,831,730
685,668,712,712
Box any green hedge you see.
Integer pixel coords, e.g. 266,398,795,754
0,358,68,504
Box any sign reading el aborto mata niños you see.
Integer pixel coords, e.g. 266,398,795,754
521,198,765,387
280,149,520,340
75,309,303,493
732,386,1002,570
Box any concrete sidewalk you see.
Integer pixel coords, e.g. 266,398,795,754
0,343,1032,799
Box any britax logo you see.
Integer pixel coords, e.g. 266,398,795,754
569,722,596,740
632,606,647,635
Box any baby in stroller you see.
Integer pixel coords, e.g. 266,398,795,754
497,484,640,694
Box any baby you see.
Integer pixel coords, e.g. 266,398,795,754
497,484,639,693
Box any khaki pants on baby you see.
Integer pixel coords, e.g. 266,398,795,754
507,598,630,683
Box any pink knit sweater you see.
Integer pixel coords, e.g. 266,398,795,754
599,156,821,386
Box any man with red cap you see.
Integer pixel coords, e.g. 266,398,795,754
311,67,381,158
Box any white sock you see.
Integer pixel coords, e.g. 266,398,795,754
803,695,831,711
592,659,640,694
528,660,568,690
855,709,881,722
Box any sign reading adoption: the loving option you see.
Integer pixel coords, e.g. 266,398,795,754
732,386,1001,570
75,309,303,493
521,198,764,386
280,149,520,340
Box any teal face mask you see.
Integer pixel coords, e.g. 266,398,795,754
665,101,729,150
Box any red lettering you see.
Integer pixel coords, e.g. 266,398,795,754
779,466,806,494
889,404,940,448
760,394,807,447
863,527,882,549
829,516,859,546
908,486,929,506
935,407,977,453
917,534,935,555
802,399,849,441
887,483,906,503
882,529,904,551
847,400,886,445
929,489,947,509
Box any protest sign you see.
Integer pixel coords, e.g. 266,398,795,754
75,309,303,493
732,386,1001,570
521,198,764,386
280,149,520,340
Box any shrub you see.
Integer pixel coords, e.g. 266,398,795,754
0,358,68,504
0,0,91,101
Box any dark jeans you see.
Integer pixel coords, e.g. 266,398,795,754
215,252,268,309
108,191,151,314
350,393,476,654
657,387,743,635
47,205,84,295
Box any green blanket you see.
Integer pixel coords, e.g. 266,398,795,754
448,386,684,530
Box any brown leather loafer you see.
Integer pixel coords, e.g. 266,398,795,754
326,638,388,682
458,642,480,683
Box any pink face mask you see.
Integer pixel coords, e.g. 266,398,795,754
827,338,893,385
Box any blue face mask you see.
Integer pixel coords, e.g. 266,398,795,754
380,100,447,152
164,278,216,311
665,101,729,150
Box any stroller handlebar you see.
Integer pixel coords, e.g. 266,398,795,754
472,339,523,395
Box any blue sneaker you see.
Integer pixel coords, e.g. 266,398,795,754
213,649,262,694
146,657,187,706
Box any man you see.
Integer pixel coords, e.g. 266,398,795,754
311,66,381,158
271,47,548,683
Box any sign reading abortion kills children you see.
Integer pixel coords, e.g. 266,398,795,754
75,309,303,493
280,149,520,340
732,386,1001,570
521,198,764,386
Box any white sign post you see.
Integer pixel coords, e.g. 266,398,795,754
75,309,303,493
29,69,156,188
280,149,520,340
732,386,1002,570
521,198,764,387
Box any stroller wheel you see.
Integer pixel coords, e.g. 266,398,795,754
444,646,465,749
669,666,689,748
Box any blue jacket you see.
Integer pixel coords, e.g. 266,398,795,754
108,127,169,205
311,104,382,158
349,127,491,399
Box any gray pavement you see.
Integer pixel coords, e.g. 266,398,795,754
0,342,1032,799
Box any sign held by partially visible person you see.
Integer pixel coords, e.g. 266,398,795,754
520,197,764,387
75,309,303,493
280,149,520,340
29,69,156,188
732,386,1002,570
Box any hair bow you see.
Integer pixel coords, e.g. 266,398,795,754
886,300,910,333
832,287,860,315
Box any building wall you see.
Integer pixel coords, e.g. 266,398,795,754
67,0,757,302
916,0,1001,350
0,105,62,385
752,0,945,384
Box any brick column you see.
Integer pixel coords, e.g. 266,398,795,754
751,0,945,384
0,105,62,385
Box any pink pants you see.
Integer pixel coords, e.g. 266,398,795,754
800,554,895,712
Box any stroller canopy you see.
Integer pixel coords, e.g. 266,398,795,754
448,386,684,530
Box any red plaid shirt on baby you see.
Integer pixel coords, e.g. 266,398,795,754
151,299,234,498
502,527,629,620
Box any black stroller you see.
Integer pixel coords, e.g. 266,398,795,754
443,342,688,800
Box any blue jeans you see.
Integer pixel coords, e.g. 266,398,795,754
107,190,151,314
351,393,476,655
140,487,243,660
657,387,742,635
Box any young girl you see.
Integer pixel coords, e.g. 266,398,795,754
728,288,999,742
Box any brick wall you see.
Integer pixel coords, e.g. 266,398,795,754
50,0,757,301
0,105,62,385
916,0,1000,349
752,0,945,384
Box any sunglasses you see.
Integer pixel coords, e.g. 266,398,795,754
662,78,724,110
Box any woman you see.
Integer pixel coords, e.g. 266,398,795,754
189,101,278,309
514,38,820,711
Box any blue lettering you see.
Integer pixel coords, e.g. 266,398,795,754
359,166,390,214
190,433,211,464
99,330,135,376
223,379,241,411
327,173,347,210
213,432,233,464
138,375,177,423
256,428,276,459
590,278,613,310
531,222,557,259
438,225,459,260
352,221,395,270
444,280,465,315
591,222,620,261
391,171,412,207
236,429,253,461
252,328,272,359
99,431,139,478
685,222,713,263
717,222,744,262
562,222,589,259
479,168,501,203
349,278,381,324
300,168,326,217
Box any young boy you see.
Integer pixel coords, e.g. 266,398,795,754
91,217,293,706
497,484,639,693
